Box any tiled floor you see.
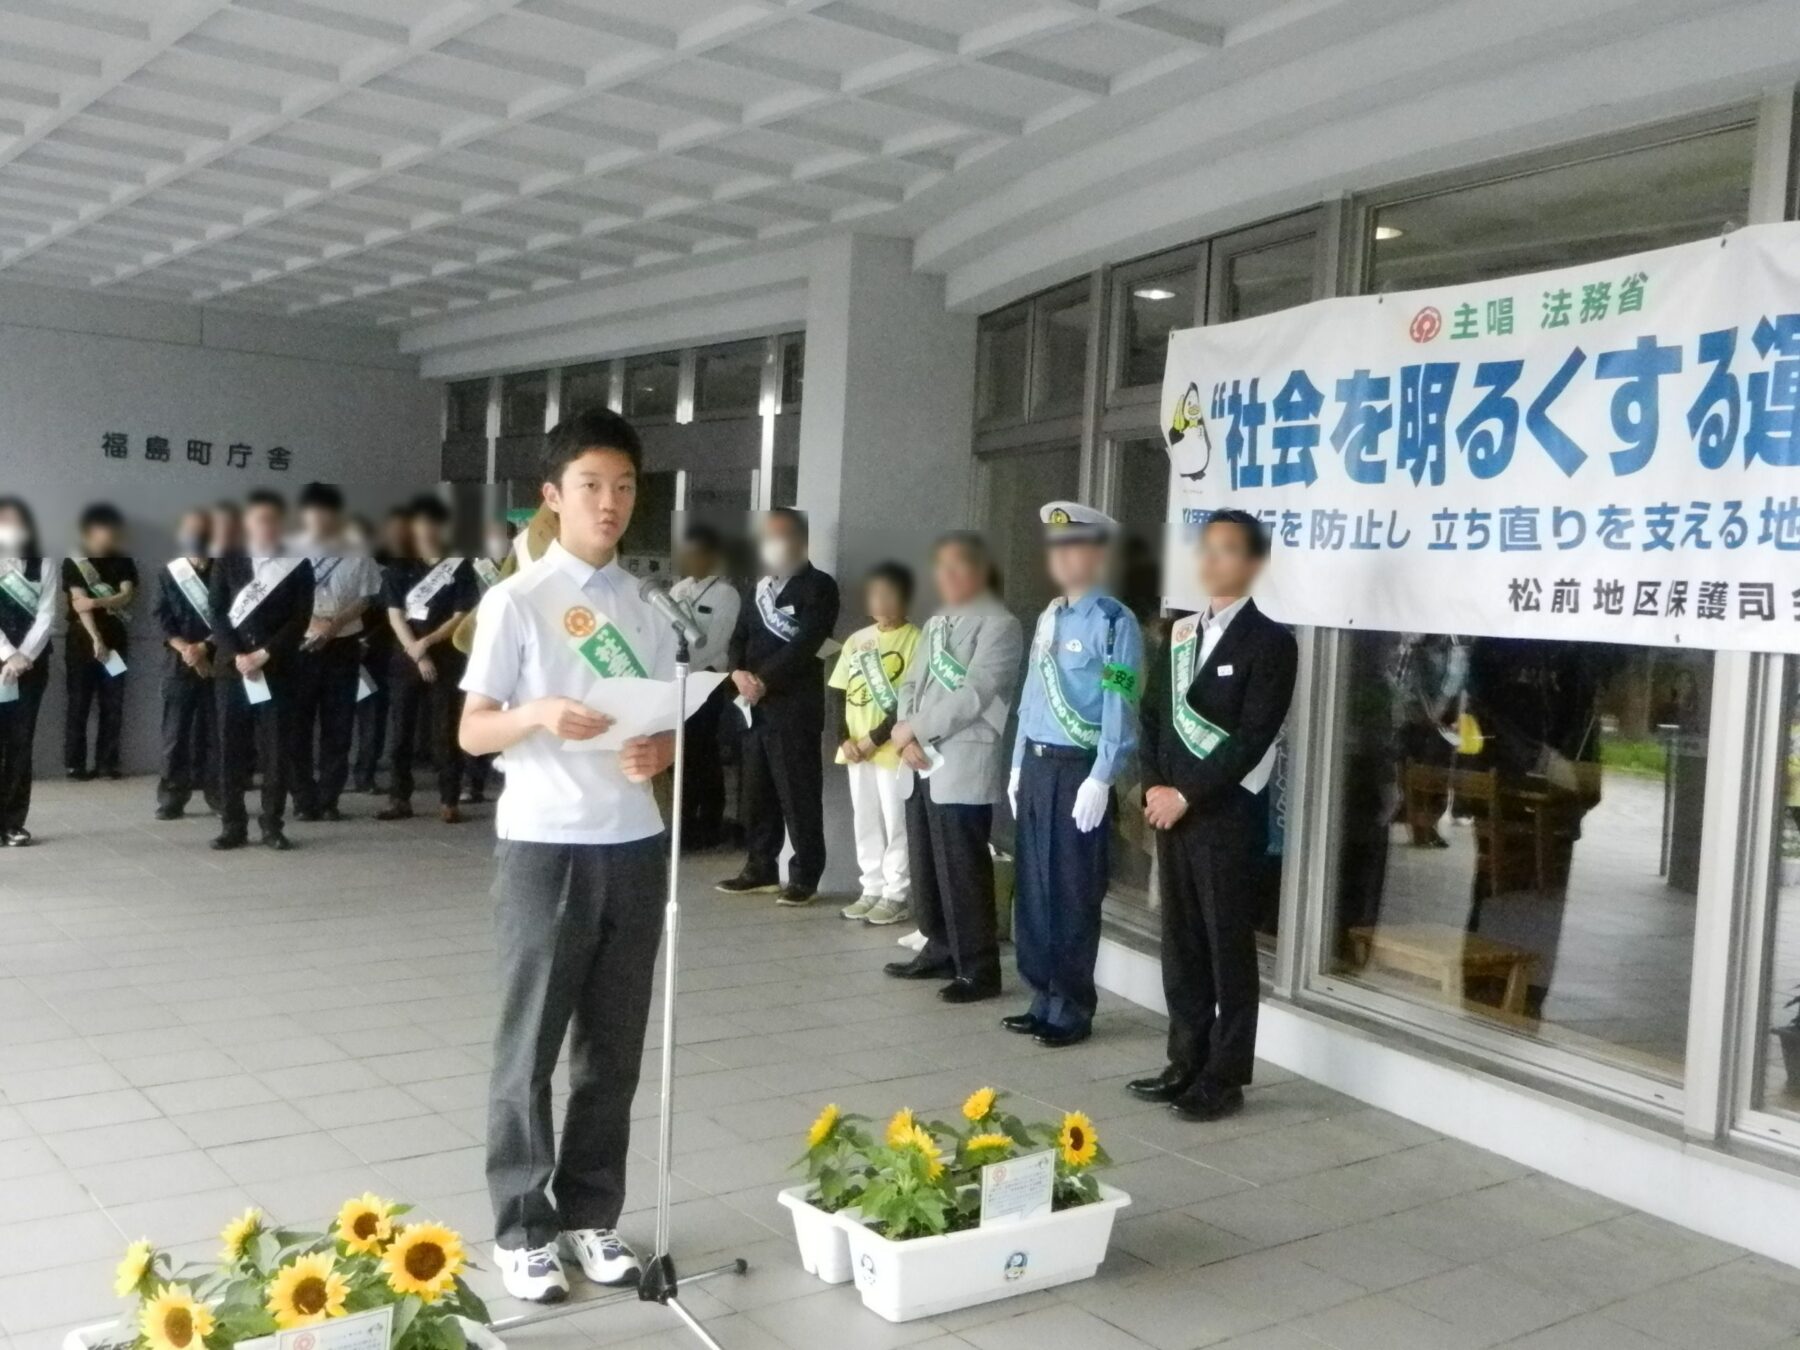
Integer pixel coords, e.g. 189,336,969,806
6,777,1800,1350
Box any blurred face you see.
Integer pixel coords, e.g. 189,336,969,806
300,505,340,540
0,507,27,555
484,527,510,562
865,577,905,625
175,511,208,556
544,446,636,557
1046,540,1104,595
934,544,983,608
381,514,410,556
1198,520,1262,600
410,513,448,559
243,504,282,552
759,516,803,574
210,509,240,554
82,521,122,555
678,539,715,580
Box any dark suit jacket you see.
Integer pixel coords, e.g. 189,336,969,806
728,561,840,731
207,553,315,682
1140,598,1297,819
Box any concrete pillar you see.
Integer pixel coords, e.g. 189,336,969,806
795,235,977,615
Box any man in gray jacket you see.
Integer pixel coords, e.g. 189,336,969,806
885,533,1024,1003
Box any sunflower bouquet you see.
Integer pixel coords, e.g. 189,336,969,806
105,1195,489,1350
796,1088,1112,1242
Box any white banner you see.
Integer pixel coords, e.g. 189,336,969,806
1161,222,1800,652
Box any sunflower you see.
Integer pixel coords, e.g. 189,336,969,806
267,1251,349,1329
965,1131,1013,1156
884,1107,916,1147
114,1239,155,1297
218,1207,263,1265
381,1223,466,1303
139,1285,214,1350
335,1193,395,1256
1058,1111,1099,1168
961,1087,997,1122
902,1124,944,1181
805,1103,840,1150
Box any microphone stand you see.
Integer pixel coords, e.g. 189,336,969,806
491,628,746,1348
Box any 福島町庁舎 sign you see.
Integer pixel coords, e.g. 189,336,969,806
1161,222,1800,652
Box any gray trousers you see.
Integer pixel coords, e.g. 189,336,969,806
487,835,666,1249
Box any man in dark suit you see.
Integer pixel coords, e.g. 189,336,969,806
209,490,314,852
1129,509,1297,1123
715,507,839,906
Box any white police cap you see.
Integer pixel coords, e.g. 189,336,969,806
1040,500,1116,545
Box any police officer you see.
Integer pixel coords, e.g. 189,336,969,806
209,490,314,851
153,508,218,820
1128,510,1296,1122
716,508,839,906
1004,502,1142,1048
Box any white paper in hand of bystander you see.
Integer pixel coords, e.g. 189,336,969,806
916,742,947,778
560,671,730,753
243,673,272,705
101,650,127,677
0,679,15,705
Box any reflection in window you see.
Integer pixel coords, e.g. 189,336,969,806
562,362,611,418
1120,266,1196,388
446,380,488,437
1221,234,1316,323
1032,284,1090,416
780,334,805,409
1328,633,1706,1079
1753,666,1800,1119
625,352,680,421
500,371,547,436
695,339,766,416
1370,124,1754,292
977,306,1028,423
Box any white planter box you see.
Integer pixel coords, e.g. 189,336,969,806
66,1316,503,1350
838,1184,1130,1322
776,1184,855,1284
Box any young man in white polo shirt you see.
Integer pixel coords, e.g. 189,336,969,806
459,407,676,1303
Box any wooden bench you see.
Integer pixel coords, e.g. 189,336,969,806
1346,922,1537,1015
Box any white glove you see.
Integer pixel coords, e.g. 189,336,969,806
1071,777,1109,833
1008,767,1021,817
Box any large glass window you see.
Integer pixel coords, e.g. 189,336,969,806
1117,259,1198,389
779,333,804,410
1749,666,1800,1126
1219,233,1316,322
624,351,680,422
982,445,1080,627
1327,637,1708,1081
499,370,546,435
695,339,767,417
446,379,488,437
1030,282,1090,417
562,361,612,418
976,305,1028,425
1370,123,1756,292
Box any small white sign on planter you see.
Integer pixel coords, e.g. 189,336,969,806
979,1149,1053,1227
276,1306,391,1350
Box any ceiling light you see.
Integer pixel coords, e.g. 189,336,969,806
1133,287,1176,301
1374,225,1405,241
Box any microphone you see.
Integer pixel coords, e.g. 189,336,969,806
638,574,705,649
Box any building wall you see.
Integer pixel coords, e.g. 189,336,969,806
0,281,441,775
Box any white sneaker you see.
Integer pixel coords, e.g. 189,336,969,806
562,1228,641,1286
841,894,879,920
493,1243,569,1303
863,897,909,926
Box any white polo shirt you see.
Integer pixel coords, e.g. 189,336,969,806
296,537,382,638
668,573,740,673
461,541,677,845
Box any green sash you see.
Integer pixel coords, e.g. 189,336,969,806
1032,607,1100,751
851,639,898,715
1168,616,1229,760
167,558,212,624
71,555,116,599
573,614,648,680
925,615,966,692
473,558,501,591
0,563,39,617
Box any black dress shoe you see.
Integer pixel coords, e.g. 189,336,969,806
714,872,780,895
938,977,1001,1004
320,806,344,822
885,957,954,980
1125,1066,1195,1103
261,831,294,851
1001,1011,1042,1035
774,884,816,907
1034,1024,1092,1049
154,805,182,821
294,808,321,823
66,768,93,781
1170,1084,1245,1122
375,801,414,822
211,831,247,851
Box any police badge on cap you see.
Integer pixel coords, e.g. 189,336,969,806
1039,500,1116,546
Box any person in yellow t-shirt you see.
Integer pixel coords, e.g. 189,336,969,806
829,562,921,926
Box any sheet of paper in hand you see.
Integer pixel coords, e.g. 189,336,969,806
559,670,731,753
